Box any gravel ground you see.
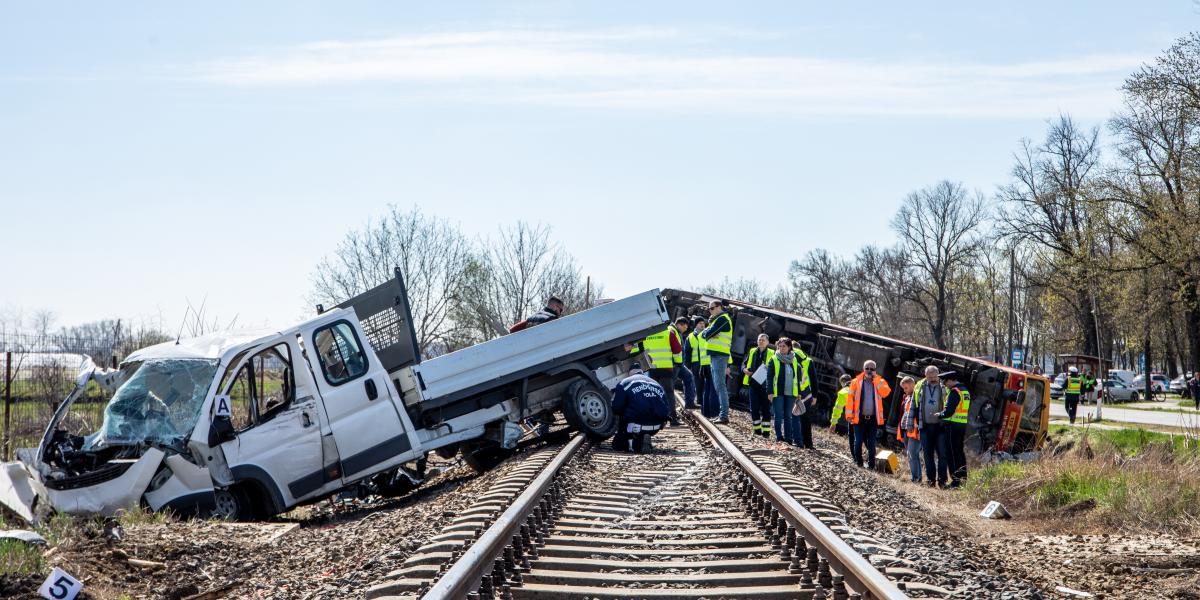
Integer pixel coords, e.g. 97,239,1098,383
725,413,1046,599
0,446,561,600
723,411,1200,599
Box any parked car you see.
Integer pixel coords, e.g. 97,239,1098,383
1131,374,1171,394
1102,379,1141,403
1050,373,1066,399
1170,374,1193,397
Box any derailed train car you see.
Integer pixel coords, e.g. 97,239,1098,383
662,289,1049,453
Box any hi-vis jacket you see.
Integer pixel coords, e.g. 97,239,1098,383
846,372,892,426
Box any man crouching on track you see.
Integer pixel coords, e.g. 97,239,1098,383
611,363,671,453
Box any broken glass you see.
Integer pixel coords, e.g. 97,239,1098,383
83,359,220,451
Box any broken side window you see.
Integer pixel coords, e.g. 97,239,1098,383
227,364,256,431
225,344,297,431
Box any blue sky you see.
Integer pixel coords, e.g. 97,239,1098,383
2,2,1195,332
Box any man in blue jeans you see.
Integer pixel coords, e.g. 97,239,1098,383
913,366,951,487
701,300,734,424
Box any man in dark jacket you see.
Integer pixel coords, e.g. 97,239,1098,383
508,297,565,333
611,364,670,453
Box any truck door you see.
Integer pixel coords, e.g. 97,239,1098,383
218,339,325,507
301,316,413,481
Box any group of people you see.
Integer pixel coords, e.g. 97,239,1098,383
830,363,971,488
514,297,975,484
738,333,816,448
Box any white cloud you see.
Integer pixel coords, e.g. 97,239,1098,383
193,27,1145,118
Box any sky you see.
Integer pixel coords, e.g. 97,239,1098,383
1,1,1196,333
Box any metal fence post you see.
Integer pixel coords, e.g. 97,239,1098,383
3,351,11,461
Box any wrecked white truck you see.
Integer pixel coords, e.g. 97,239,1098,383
0,270,668,523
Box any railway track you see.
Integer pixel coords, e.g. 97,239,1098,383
368,408,941,599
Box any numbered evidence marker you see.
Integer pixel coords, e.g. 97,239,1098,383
38,567,83,600
979,500,1011,520
214,394,232,418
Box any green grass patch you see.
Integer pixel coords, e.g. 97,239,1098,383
1048,424,1200,459
967,427,1200,532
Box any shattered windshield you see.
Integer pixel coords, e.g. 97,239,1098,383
1021,378,1046,432
84,359,220,450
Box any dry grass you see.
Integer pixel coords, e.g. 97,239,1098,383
967,426,1200,533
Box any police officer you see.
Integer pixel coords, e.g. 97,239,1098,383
611,364,670,453
1064,367,1082,424
941,371,970,487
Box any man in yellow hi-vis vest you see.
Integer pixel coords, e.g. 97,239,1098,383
701,300,734,424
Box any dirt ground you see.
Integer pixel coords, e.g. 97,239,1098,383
0,448,550,600
727,413,1200,600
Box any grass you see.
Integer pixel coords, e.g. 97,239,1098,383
0,505,172,576
967,424,1200,532
0,511,78,576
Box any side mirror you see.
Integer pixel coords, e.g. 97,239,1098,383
208,394,236,445
212,415,237,444
210,415,237,444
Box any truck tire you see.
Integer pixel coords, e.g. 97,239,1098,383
211,486,256,520
462,441,514,474
563,381,617,440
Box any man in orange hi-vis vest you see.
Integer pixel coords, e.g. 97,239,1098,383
846,360,892,470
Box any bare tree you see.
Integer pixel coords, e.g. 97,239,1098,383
1109,37,1200,372
892,181,987,349
999,114,1106,355
453,222,595,344
785,250,849,322
699,277,775,306
310,206,474,355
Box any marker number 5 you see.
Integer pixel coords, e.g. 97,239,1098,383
38,567,82,600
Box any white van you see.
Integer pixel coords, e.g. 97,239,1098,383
0,271,668,522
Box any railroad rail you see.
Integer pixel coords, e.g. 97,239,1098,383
371,409,920,599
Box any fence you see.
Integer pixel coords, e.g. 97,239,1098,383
1,333,122,459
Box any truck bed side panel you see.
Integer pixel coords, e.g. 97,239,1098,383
411,290,669,410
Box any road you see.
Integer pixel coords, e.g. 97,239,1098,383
1050,401,1200,429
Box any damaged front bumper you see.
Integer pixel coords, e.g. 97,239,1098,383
0,448,165,523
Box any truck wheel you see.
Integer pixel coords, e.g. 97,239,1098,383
1129,392,1138,403
462,441,514,474
211,487,253,520
563,381,617,440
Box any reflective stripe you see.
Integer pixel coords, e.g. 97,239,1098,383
687,333,703,363
742,347,775,385
706,312,733,355
668,325,684,364
768,354,801,397
699,337,711,365
642,329,675,369
946,389,971,424
1066,376,1082,393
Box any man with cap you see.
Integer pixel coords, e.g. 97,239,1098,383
610,363,671,453
1064,366,1083,425
940,371,971,487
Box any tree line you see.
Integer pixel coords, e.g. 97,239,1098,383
309,207,600,357
707,34,1200,377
